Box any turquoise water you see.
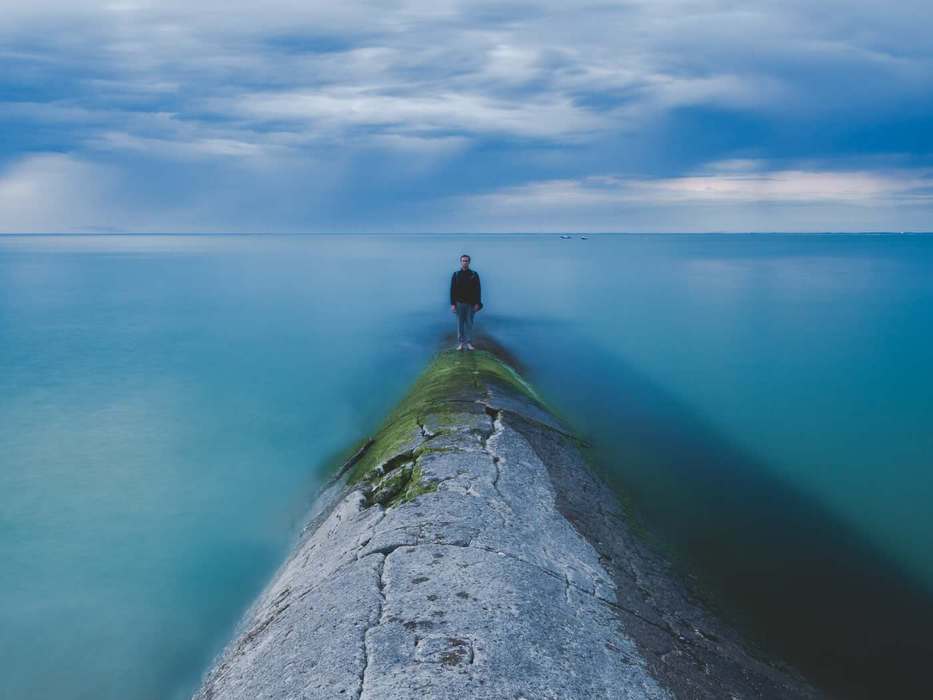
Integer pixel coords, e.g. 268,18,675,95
1,233,931,698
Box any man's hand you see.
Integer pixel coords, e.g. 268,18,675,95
473,304,481,311
451,304,456,313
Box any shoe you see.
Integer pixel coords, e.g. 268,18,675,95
466,343,475,351
457,343,464,351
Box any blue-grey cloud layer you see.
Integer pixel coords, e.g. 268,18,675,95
1,0,931,232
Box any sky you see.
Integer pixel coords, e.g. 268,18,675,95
1,0,932,233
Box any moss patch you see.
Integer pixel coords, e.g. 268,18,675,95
385,465,438,508
346,348,545,485
346,414,422,486
366,462,414,506
363,459,438,509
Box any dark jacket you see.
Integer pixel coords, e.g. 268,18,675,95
450,269,482,306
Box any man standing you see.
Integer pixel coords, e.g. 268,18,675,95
450,254,482,351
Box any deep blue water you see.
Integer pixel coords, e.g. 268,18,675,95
1,233,931,698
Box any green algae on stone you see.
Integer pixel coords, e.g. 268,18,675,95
346,348,548,485
345,413,423,486
367,463,414,507
384,464,438,508
361,459,438,509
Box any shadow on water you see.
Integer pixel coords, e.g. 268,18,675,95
481,316,933,699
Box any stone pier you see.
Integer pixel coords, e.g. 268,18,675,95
194,344,818,699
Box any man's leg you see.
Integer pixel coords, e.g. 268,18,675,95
464,305,475,344
456,302,468,345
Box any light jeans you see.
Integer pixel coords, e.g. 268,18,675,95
455,302,475,343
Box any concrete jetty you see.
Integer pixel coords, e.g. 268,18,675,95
194,344,818,699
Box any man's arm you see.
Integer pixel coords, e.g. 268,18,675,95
474,273,482,307
450,272,457,306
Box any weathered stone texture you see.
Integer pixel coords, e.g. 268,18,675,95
194,348,818,699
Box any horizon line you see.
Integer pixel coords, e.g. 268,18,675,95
1,231,930,237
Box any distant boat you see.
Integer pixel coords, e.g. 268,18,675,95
559,235,572,239
579,236,588,240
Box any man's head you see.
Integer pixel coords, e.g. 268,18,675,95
459,254,471,271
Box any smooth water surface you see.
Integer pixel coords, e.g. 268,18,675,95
1,233,931,698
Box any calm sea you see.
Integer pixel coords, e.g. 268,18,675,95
1,233,931,698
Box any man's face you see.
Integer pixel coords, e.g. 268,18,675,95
460,257,470,270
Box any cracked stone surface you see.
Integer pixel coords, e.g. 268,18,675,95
194,348,819,700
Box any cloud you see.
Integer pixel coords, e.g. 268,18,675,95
1,1,932,231
0,149,349,234
459,161,933,232
473,164,933,209
0,154,121,233
227,88,607,140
